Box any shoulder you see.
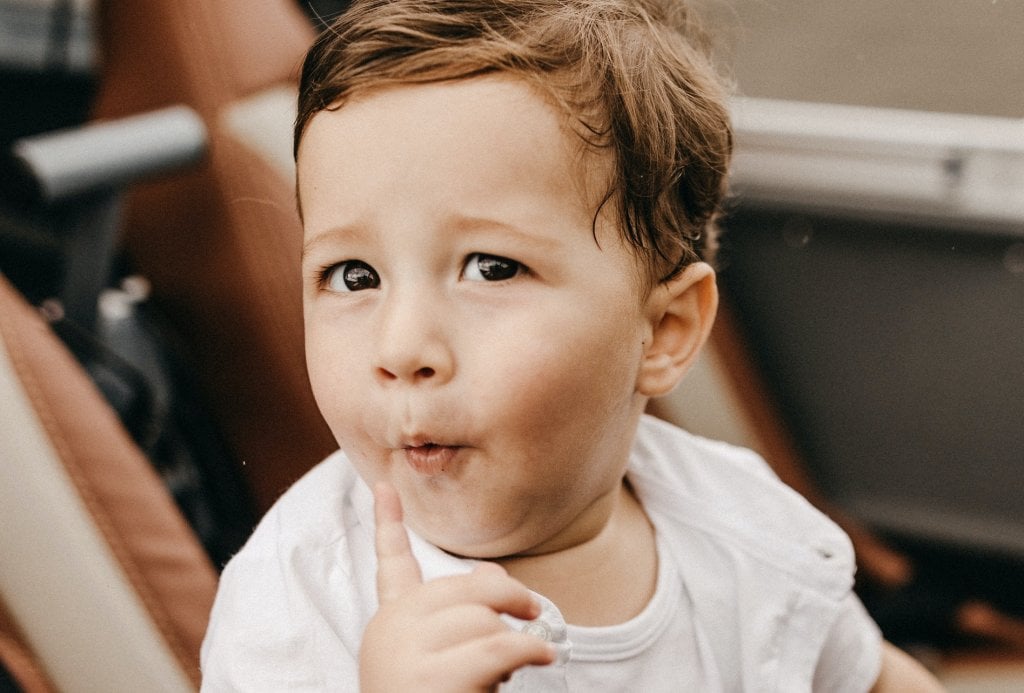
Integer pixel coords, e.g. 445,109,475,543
631,414,855,597
200,451,373,688
254,449,362,542
227,450,371,575
633,412,787,489
214,448,375,598
632,417,881,689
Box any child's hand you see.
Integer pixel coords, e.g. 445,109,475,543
359,482,556,692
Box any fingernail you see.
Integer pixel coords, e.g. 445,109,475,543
545,643,559,662
530,597,543,619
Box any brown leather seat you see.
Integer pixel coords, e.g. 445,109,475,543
0,3,337,686
92,0,336,514
0,274,217,691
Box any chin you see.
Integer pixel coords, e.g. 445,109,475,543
415,522,529,561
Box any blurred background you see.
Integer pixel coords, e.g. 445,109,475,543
0,0,1022,690
659,2,1024,689
700,0,1024,117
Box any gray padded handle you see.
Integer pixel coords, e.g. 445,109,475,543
12,105,207,202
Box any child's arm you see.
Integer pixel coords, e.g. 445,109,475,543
359,483,556,692
871,641,945,692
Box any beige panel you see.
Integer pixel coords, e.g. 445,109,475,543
0,336,194,693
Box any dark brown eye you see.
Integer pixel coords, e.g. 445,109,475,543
463,253,522,282
326,261,380,292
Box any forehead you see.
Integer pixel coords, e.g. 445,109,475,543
296,75,612,230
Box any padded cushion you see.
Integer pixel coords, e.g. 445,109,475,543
92,0,336,512
0,274,217,690
0,597,54,692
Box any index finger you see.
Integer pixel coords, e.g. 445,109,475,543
373,481,424,605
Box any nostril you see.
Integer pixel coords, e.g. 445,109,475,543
375,365,436,382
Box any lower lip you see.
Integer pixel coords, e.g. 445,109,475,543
405,445,461,475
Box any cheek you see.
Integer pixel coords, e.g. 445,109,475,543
305,323,362,435
307,348,383,478
477,316,643,448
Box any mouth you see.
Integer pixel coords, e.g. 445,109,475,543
403,441,463,476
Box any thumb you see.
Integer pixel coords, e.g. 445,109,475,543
373,481,423,604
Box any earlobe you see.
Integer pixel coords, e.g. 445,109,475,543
636,262,718,397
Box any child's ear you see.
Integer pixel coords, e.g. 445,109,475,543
636,262,718,397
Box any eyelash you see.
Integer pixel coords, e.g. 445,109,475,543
317,253,528,293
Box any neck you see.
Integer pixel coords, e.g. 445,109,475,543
496,480,657,626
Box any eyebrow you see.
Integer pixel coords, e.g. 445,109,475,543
447,215,564,252
301,225,365,261
302,215,565,260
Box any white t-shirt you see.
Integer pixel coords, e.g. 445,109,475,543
201,415,882,691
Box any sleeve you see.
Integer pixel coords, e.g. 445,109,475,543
812,593,884,693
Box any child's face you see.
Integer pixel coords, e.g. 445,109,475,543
299,76,658,559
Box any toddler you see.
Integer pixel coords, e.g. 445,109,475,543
201,1,941,690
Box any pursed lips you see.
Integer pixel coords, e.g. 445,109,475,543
402,441,463,475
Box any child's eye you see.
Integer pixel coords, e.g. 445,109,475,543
323,260,380,292
462,253,524,282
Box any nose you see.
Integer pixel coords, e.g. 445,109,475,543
373,288,454,385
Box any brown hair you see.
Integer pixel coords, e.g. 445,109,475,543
294,0,732,278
